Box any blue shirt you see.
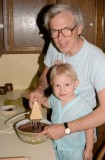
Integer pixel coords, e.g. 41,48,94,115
48,94,92,151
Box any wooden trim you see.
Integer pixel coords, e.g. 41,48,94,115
8,0,13,50
96,144,105,160
1,50,42,54
9,46,43,52
0,0,4,50
103,0,105,52
96,0,104,49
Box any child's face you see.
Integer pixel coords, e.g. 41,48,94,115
52,74,79,102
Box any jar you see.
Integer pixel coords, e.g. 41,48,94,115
5,83,13,91
0,86,7,95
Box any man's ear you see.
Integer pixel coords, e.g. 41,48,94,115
77,26,84,35
74,79,79,88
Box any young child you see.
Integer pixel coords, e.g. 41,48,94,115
41,63,94,160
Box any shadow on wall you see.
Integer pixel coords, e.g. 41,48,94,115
28,4,54,90
28,53,44,90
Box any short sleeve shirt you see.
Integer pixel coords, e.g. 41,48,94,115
44,38,105,108
48,94,92,151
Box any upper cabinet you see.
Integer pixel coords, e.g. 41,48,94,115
96,0,105,51
60,0,105,52
61,0,96,45
4,0,56,53
0,0,4,52
2,0,105,53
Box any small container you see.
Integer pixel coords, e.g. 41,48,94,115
0,86,7,95
5,83,13,91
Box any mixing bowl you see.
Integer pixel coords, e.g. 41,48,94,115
15,119,51,144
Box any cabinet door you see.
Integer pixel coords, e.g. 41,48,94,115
59,0,96,45
0,0,4,51
8,0,56,52
96,0,105,50
103,1,105,52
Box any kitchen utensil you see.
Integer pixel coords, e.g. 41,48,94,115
30,101,43,131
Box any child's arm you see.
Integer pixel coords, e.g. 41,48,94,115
83,128,94,160
41,96,49,108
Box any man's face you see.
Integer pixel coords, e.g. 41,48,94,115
49,11,83,55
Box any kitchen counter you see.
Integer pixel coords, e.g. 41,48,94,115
0,90,56,160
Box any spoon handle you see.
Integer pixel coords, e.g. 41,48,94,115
5,111,30,125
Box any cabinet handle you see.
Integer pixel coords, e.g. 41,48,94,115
89,23,93,27
0,24,4,28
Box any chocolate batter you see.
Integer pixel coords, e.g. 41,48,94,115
18,121,48,133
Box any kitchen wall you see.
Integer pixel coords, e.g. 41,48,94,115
0,54,42,89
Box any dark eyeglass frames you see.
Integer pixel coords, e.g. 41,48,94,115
49,24,76,39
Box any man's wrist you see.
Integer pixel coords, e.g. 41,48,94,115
64,122,71,134
36,86,44,92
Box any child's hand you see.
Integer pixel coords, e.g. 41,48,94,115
83,149,93,160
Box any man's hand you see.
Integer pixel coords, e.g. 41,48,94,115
29,88,44,108
38,123,65,140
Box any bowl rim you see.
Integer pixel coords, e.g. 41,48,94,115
15,119,51,135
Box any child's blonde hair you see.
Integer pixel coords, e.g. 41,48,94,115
50,63,77,85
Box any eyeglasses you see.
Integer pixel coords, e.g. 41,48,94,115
49,24,76,39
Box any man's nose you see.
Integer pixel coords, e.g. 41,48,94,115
58,30,64,39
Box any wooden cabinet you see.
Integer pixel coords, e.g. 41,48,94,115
103,0,105,52
2,0,104,53
96,0,105,52
4,0,56,53
60,0,105,53
59,0,96,45
0,0,4,52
